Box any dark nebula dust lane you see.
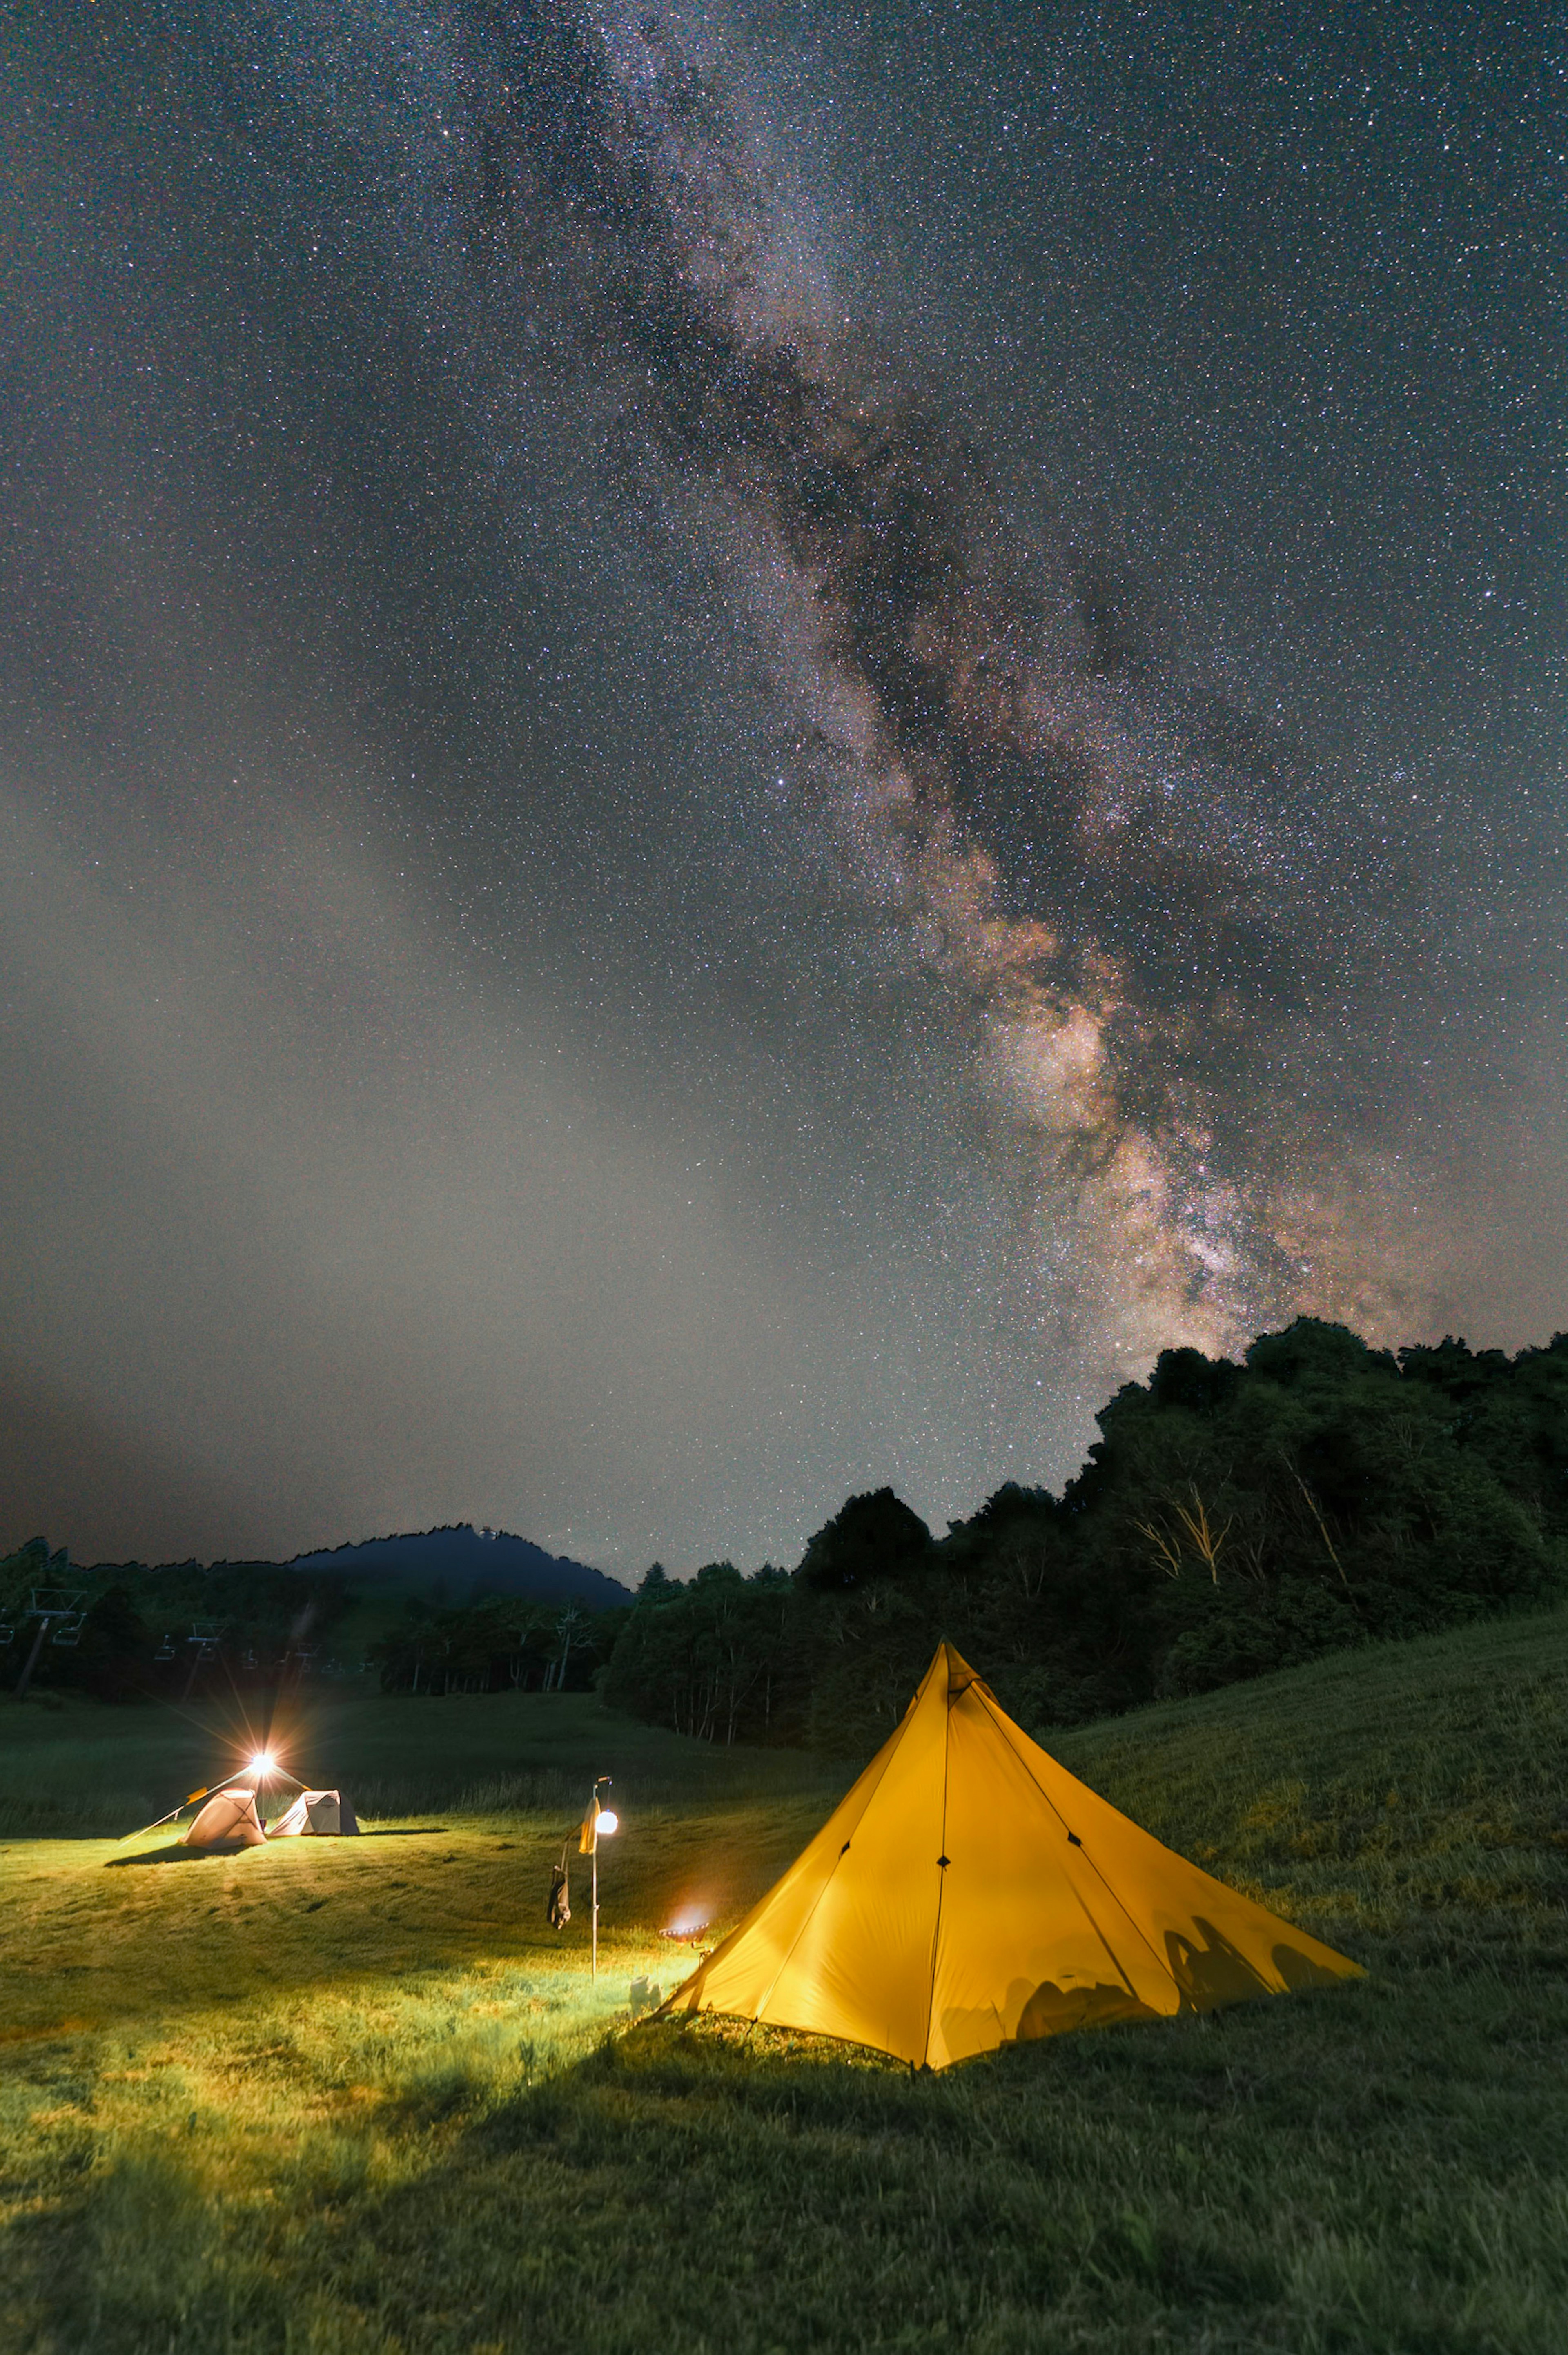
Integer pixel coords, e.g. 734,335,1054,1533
0,0,1563,1567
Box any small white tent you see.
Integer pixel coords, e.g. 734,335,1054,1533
180,1787,267,1848
268,1788,359,1837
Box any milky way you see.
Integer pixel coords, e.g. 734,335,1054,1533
434,1,1425,1354
1,0,1561,1565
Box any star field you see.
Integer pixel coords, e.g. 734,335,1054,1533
0,1,1563,1571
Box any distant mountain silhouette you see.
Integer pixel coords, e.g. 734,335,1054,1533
288,1524,632,1611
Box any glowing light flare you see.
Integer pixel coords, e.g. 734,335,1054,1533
661,1907,709,1940
595,1809,620,1836
247,1751,278,1776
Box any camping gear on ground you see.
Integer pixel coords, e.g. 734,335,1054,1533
267,1788,360,1836
181,1786,268,1848
546,1841,572,1927
660,1641,1363,2070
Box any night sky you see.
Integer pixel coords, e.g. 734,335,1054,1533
3,2,1563,1575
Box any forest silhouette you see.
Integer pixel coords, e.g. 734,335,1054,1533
5,1318,1564,1745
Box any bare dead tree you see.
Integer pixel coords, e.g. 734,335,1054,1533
1133,1509,1185,1580
996,1533,1054,1599
1281,1460,1353,1592
1134,1484,1232,1583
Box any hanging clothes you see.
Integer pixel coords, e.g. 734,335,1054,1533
546,1841,572,1928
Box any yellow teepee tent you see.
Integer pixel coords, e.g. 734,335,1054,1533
662,1642,1361,2068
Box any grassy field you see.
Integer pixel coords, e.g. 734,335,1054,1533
3,1610,1567,2354
0,1683,835,1840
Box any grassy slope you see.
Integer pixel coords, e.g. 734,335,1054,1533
2,1609,1566,2355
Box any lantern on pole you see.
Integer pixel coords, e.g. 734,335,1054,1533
578,1776,619,1980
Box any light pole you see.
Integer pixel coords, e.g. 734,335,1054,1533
578,1776,619,1981
248,1749,277,1831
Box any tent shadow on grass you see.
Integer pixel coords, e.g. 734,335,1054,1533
104,1843,257,1869
0,1994,1325,2355
445,1958,1372,2180
102,1826,451,1867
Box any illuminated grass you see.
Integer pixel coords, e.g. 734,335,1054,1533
2,1607,1566,2353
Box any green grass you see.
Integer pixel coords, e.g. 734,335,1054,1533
3,1609,1567,2354
0,1686,837,1839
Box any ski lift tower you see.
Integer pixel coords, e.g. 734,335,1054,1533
181,1619,225,1702
12,1589,87,1701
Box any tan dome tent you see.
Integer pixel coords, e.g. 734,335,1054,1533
662,1642,1361,2069
180,1785,267,1849
268,1789,360,1837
